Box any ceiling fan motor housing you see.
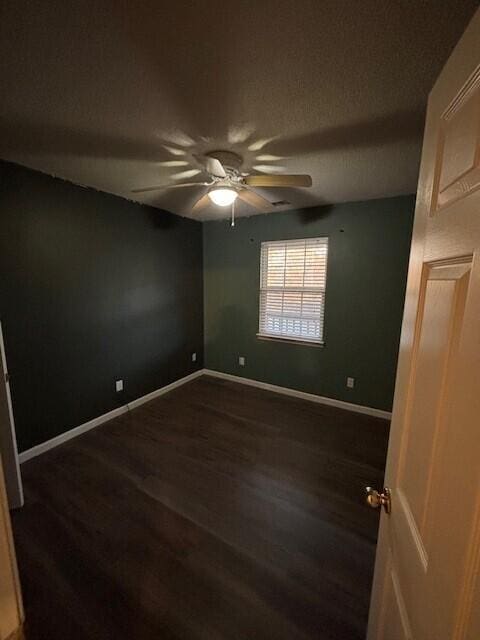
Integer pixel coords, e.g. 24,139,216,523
206,150,243,173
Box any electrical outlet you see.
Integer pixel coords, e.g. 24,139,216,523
346,377,355,389
115,379,124,392
239,356,245,366
192,352,197,363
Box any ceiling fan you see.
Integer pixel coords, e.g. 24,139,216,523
131,150,312,213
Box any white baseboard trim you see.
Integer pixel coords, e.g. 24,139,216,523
203,369,392,420
127,370,203,410
19,366,389,464
19,369,204,464
19,405,129,464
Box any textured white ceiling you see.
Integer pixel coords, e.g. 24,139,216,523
0,0,477,220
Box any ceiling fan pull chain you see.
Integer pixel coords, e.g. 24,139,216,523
231,199,235,228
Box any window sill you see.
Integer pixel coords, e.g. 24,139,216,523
256,333,325,348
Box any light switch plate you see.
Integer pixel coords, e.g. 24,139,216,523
116,379,124,392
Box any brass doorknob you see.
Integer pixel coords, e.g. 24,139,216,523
366,486,391,514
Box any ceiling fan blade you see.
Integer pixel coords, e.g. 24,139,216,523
245,174,312,188
206,157,227,178
193,154,227,178
192,193,212,212
237,188,274,213
131,182,209,194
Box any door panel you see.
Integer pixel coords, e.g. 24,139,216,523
382,563,412,640
399,267,463,532
394,259,472,639
368,9,480,640
432,70,480,212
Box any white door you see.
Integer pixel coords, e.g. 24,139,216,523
0,322,23,509
367,8,480,640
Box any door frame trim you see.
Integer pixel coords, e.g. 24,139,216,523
0,322,23,509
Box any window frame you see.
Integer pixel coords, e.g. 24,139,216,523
257,236,329,346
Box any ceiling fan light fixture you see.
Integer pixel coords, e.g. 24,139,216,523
208,188,238,207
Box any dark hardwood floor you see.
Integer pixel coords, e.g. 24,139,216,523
12,375,389,640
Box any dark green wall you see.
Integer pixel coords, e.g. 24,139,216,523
203,196,414,411
0,161,204,452
0,160,413,453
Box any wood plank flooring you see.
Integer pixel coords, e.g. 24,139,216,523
12,375,389,640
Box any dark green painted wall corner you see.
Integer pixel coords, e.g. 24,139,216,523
203,196,415,412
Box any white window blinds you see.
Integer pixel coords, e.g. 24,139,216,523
258,237,328,344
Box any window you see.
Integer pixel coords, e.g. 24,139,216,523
258,237,328,344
